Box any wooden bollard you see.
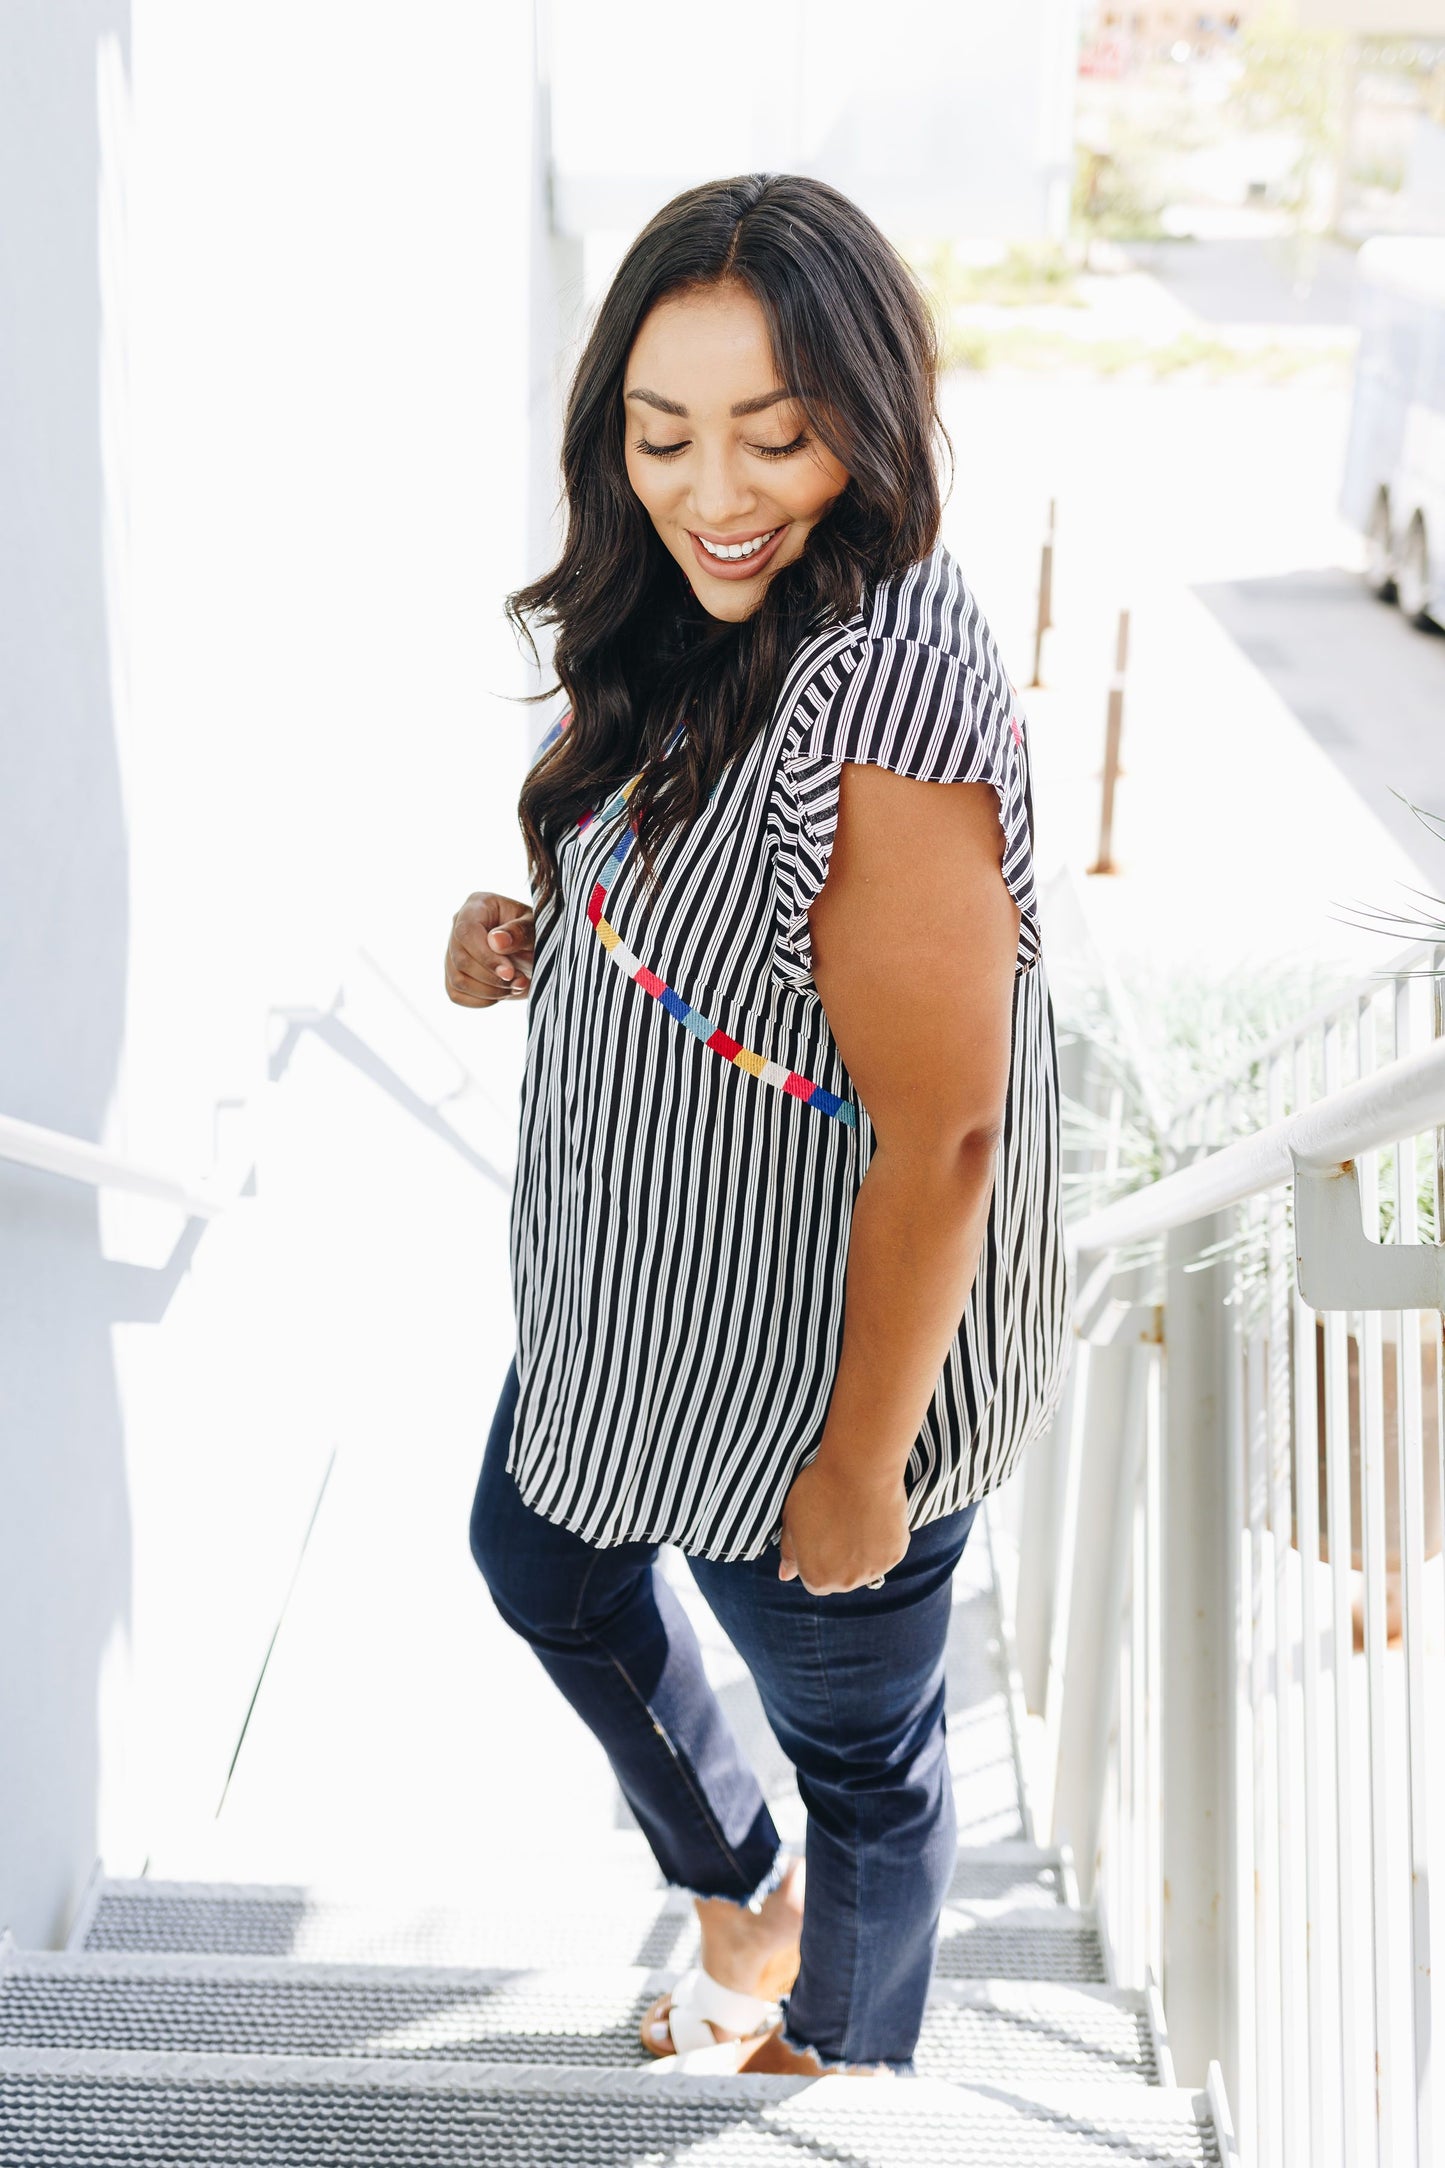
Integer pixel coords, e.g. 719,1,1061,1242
1088,608,1130,876
1029,497,1056,689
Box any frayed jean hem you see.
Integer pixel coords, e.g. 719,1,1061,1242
668,1839,790,1913
778,2003,911,2077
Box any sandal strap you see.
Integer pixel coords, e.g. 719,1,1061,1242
664,1965,779,2052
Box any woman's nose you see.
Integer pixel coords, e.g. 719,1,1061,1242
687,445,754,530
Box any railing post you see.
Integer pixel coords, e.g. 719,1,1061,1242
1013,1368,1074,1716
1014,1024,1095,1714
1045,1308,1156,1908
1029,496,1056,689
1087,608,1129,878
1160,1211,1239,2092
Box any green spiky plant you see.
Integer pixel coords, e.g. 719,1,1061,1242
1337,793,1445,1254
1057,955,1342,1323
1057,790,1445,1330
1339,794,1445,969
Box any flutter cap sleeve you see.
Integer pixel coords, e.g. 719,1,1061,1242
771,634,1041,989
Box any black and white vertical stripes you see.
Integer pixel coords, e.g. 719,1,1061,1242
505,542,1072,1561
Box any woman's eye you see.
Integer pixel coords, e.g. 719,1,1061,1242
751,433,809,461
637,438,688,458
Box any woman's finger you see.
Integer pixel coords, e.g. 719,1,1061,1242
461,932,530,973
489,947,535,977
448,954,496,995
487,916,536,960
446,952,528,1004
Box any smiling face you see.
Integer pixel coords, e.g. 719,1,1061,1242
622,281,852,623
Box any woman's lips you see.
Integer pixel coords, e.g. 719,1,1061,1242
687,523,790,581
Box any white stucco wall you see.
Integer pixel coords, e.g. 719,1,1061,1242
0,0,548,1948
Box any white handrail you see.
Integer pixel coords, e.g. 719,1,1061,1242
1067,1034,1445,1253
1,949,516,1222
0,1111,227,1218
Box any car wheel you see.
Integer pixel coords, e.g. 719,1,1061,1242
1364,492,1396,601
1396,517,1434,628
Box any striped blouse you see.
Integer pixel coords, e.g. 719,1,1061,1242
505,540,1071,1562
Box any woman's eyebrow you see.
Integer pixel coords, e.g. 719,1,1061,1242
626,387,687,416
624,387,796,418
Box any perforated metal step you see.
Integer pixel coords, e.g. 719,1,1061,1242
70,1876,700,1972
936,1908,1107,1984
0,2050,1225,2165
944,1841,1072,1907
66,1845,1099,1979
0,1949,1157,2084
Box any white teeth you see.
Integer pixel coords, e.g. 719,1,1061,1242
698,527,779,561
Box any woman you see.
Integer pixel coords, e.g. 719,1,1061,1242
448,172,1070,2078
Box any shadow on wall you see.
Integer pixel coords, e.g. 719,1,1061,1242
0,1,132,1948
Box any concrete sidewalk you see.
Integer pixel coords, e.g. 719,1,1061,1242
938,368,1439,1085
1023,574,1435,989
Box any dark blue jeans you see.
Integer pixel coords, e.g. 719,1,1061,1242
468,1355,978,2073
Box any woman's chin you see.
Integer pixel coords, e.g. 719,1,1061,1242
694,585,765,623
682,558,799,623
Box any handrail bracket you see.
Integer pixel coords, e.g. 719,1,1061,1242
1292,1154,1445,1312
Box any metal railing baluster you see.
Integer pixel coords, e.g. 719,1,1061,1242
1393,972,1434,2168
1247,1251,1283,2168
1144,1349,1164,1993
1267,1052,1308,2168
1118,1569,1136,1986
1225,1206,1256,2153
1322,1015,1367,2168
1357,996,1398,2168
1291,1030,1333,2168
1130,1463,1148,1986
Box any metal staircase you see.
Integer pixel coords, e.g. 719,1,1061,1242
0,1523,1238,2164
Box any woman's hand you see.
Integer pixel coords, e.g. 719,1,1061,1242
445,892,536,1008
778,1457,911,1594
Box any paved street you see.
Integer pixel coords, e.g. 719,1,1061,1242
1120,232,1361,327
939,369,1440,1005
1197,567,1445,864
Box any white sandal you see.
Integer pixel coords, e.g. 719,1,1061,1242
640,2004,901,2081
639,1964,783,2058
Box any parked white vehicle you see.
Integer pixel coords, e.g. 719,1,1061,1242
1341,236,1445,630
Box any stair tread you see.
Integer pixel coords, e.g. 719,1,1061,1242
64,1865,1106,1982
84,1838,1067,1908
0,2047,1225,2165
135,1829,1061,1893
0,1955,1157,2084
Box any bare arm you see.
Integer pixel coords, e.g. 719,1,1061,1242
777,761,1020,1591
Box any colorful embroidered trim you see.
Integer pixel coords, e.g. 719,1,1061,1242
579,738,856,1129
1003,671,1026,749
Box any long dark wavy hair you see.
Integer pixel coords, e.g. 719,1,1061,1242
511,172,948,918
